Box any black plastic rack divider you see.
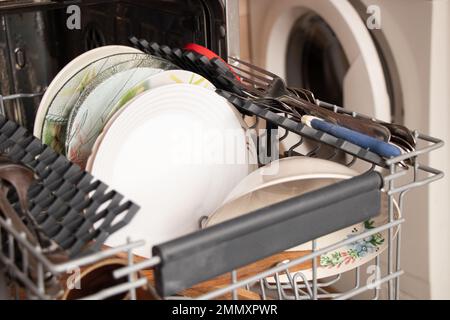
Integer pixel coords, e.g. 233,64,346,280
131,39,389,167
153,171,382,296
218,90,386,167
0,114,139,258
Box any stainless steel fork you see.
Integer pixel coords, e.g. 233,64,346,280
227,56,416,151
228,56,316,102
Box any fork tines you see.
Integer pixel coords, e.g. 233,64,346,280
227,56,275,91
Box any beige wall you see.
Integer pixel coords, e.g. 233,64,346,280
239,0,251,61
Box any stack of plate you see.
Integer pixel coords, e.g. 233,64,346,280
34,45,257,257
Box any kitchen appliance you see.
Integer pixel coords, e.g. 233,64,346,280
247,0,449,299
0,0,445,300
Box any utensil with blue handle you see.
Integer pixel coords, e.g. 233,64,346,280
301,115,402,158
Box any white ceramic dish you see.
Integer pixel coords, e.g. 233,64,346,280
105,69,216,123
203,178,339,227
40,52,146,153
203,157,401,282
34,45,141,140
67,70,214,169
86,77,257,175
222,156,358,205
40,53,175,155
89,84,256,258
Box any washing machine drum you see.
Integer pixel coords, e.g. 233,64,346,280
286,13,349,107
258,0,391,122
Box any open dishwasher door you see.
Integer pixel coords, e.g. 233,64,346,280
0,0,233,131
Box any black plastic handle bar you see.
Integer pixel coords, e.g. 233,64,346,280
153,171,383,296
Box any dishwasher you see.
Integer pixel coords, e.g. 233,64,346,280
0,0,444,300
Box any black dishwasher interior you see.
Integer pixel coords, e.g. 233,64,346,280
0,0,227,130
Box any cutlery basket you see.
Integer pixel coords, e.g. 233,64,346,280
0,0,444,300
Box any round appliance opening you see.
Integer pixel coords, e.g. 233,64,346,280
286,12,349,106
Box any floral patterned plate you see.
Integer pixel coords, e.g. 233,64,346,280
203,157,401,282
34,45,141,140
287,192,401,282
41,52,174,155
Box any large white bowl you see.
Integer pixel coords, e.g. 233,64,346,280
89,84,256,258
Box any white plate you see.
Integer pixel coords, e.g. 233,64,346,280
40,52,145,153
34,45,141,139
67,70,214,169
222,156,358,205
86,74,257,175
105,69,216,124
203,157,401,282
89,84,256,258
40,53,176,154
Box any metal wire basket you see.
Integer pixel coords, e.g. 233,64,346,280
0,90,444,300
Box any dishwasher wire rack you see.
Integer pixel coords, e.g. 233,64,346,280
0,86,444,300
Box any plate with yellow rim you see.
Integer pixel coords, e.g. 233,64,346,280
67,70,214,169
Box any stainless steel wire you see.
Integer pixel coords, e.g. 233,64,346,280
0,92,444,300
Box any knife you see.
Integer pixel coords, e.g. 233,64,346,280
301,115,402,158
